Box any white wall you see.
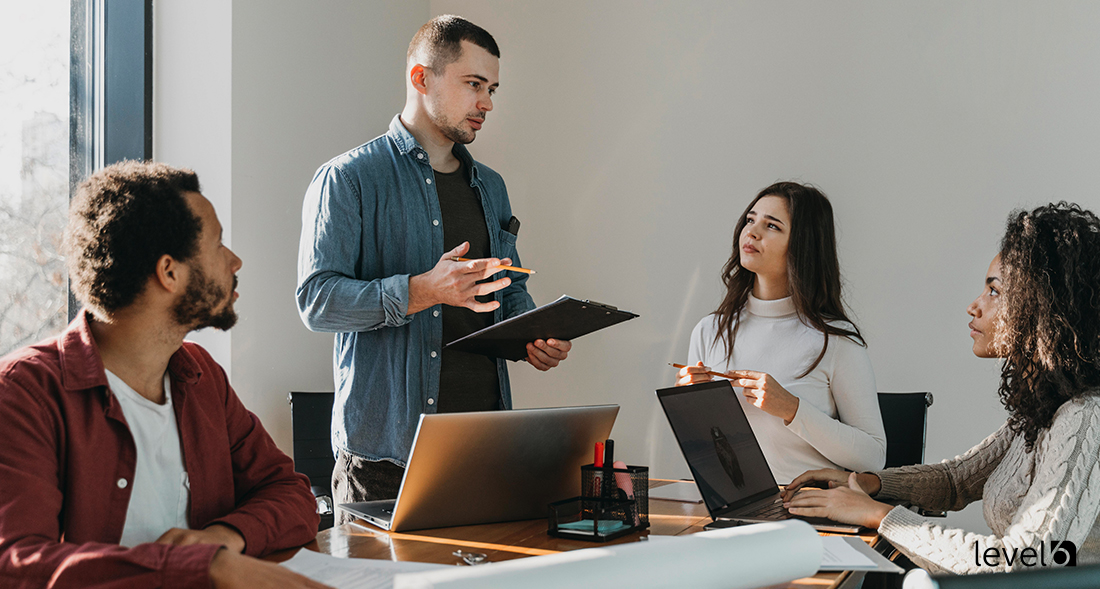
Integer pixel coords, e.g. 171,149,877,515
156,1,1100,535
228,0,430,451
154,0,233,371
156,0,429,453
431,0,1100,533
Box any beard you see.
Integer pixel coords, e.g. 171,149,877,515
430,109,484,145
172,266,238,331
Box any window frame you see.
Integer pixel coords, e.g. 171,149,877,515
68,0,153,321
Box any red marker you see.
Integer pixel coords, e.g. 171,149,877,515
594,442,605,468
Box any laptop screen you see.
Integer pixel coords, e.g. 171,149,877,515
656,381,778,514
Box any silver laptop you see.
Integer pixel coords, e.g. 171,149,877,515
656,381,861,533
340,405,619,532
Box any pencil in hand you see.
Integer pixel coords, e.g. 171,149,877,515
669,363,734,379
451,257,535,274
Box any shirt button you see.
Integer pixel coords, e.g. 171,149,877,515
426,178,433,185
433,310,439,317
427,398,435,405
117,478,128,489
432,219,439,226
417,153,424,160
430,351,437,358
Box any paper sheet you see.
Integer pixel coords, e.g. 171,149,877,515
281,549,447,589
392,520,822,589
820,536,877,569
648,480,704,503
819,536,904,573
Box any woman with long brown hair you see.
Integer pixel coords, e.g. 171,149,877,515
783,202,1100,573
677,182,886,483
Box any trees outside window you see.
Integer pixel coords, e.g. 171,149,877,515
0,1,70,356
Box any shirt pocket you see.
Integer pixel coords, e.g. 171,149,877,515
497,228,518,260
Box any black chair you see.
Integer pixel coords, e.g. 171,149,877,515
878,392,934,468
904,564,1100,588
288,391,336,531
864,392,938,589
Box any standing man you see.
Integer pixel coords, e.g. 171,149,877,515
0,161,325,588
297,16,570,522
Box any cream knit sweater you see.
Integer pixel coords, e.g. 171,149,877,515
874,395,1100,574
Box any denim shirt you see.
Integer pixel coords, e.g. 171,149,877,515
296,115,536,465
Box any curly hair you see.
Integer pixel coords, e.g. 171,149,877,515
64,160,202,316
713,182,864,378
995,202,1100,450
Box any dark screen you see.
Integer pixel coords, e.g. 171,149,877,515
656,381,777,514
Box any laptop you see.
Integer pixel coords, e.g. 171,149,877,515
656,381,861,533
340,405,619,532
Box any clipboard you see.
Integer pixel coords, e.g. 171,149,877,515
444,295,639,361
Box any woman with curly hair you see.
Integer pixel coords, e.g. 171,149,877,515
677,182,886,484
782,202,1100,574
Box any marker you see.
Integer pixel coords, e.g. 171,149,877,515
591,442,605,498
451,257,535,274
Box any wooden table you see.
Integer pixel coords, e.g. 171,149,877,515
273,481,880,588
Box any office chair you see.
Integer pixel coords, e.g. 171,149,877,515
288,391,336,531
864,392,938,589
902,564,1100,589
877,392,934,469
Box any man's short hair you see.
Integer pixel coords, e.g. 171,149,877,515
64,160,202,316
407,15,499,73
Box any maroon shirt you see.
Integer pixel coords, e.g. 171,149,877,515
0,313,319,588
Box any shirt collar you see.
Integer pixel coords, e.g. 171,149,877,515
745,293,796,318
58,309,203,393
388,114,420,155
58,310,108,392
387,114,482,183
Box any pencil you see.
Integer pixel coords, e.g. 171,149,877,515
451,257,535,274
669,363,736,380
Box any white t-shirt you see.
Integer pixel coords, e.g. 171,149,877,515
105,370,190,547
687,294,886,483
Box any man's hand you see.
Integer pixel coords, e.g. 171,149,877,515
525,338,570,371
408,242,512,315
783,472,893,529
209,549,332,589
156,524,246,554
730,370,800,424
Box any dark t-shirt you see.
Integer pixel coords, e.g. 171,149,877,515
433,159,500,413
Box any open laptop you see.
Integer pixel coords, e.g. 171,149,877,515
656,381,861,533
340,405,619,532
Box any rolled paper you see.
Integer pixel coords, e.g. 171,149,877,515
393,520,823,589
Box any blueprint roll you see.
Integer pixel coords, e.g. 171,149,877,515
393,520,822,589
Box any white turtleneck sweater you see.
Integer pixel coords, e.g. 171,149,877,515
687,295,886,484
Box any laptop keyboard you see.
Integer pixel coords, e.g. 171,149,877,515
743,498,792,519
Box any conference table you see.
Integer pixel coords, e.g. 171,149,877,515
271,480,887,588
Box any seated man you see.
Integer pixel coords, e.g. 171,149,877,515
0,161,324,588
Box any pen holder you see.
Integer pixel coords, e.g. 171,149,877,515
546,464,649,542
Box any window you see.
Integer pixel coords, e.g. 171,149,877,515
0,2,70,355
0,0,151,355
